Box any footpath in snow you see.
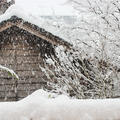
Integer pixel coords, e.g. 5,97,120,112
0,89,120,120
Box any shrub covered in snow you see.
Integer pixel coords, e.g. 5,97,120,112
0,65,19,80
41,0,120,99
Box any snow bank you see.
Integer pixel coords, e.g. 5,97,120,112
0,89,120,120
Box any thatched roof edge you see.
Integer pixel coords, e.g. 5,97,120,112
0,15,72,49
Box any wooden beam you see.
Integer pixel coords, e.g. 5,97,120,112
0,22,13,33
0,19,72,49
17,24,71,49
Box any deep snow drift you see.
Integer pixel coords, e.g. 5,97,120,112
0,89,120,120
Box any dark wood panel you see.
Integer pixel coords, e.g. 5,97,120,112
0,24,56,102
17,83,42,91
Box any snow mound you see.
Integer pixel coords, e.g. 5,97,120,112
0,89,120,120
20,89,58,103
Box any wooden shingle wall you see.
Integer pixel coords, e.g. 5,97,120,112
0,26,55,101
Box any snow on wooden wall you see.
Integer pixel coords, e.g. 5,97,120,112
0,26,56,101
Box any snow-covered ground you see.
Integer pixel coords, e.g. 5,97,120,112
0,89,120,120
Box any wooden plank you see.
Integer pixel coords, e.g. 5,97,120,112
0,22,13,32
16,56,41,64
0,57,15,65
17,70,41,76
17,83,42,91
17,90,33,98
0,91,16,98
0,97,17,102
0,79,47,85
17,49,40,56
17,23,71,49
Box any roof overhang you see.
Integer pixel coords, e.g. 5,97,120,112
0,16,72,49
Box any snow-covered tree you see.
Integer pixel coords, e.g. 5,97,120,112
39,0,120,99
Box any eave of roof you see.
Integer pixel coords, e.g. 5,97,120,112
0,15,72,49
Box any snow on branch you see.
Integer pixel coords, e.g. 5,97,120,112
0,65,19,80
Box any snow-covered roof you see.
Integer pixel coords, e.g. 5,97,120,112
0,14,72,49
0,0,77,47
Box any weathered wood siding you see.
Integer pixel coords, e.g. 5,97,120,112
0,26,55,101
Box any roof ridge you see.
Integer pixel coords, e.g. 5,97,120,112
0,15,72,49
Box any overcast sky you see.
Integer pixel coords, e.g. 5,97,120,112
14,0,76,16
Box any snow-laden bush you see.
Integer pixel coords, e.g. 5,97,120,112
42,46,116,99
45,0,120,99
39,0,120,98
0,65,19,80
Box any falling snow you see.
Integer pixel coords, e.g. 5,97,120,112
0,0,120,120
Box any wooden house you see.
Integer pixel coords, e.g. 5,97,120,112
0,15,71,101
